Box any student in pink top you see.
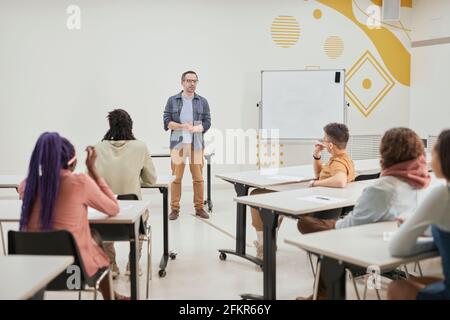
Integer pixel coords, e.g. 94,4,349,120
19,132,128,300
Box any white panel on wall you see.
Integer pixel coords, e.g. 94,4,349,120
261,69,345,140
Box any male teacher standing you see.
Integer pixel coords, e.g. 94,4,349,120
163,71,211,220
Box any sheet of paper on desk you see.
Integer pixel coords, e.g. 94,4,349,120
119,204,133,210
88,208,109,219
267,175,305,182
298,195,346,204
384,231,432,244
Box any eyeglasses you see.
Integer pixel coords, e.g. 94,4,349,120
184,79,199,84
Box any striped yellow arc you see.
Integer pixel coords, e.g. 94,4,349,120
324,36,344,59
271,15,301,48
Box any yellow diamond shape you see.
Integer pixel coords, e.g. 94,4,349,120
345,51,395,117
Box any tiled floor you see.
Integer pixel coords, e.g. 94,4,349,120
0,186,443,300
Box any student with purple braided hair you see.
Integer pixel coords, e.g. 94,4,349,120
18,132,129,300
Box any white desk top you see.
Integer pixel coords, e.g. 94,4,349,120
0,175,24,188
151,152,213,157
216,166,315,189
0,174,174,190
285,221,438,271
0,255,74,300
0,200,150,224
234,180,376,216
216,155,432,189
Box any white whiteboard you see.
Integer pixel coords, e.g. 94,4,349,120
261,70,346,140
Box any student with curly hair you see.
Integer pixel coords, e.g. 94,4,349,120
94,109,157,278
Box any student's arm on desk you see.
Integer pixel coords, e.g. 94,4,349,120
84,174,119,217
313,172,347,188
335,184,392,229
389,186,447,257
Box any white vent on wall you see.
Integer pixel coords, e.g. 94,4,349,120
349,135,382,160
322,135,382,161
428,135,439,154
382,0,401,22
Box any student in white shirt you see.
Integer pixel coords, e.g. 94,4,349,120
388,130,450,300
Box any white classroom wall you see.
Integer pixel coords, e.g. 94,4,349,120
0,0,416,183
410,0,450,138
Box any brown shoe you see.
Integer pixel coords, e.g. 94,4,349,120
169,210,179,220
195,208,210,219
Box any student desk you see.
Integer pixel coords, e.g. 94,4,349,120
215,159,388,268
0,200,150,300
142,175,176,277
0,255,74,300
216,165,315,266
233,179,377,300
151,152,215,212
285,221,439,300
0,174,177,278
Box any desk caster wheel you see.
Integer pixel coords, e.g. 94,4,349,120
219,252,227,261
169,253,177,260
159,269,166,278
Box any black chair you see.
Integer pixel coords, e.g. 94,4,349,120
8,230,110,300
117,194,152,300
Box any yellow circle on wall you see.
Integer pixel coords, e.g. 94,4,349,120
324,36,344,59
313,9,322,19
362,78,372,90
271,15,301,48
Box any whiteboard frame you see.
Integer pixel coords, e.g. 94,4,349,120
259,69,347,142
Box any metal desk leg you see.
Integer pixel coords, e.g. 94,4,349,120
129,220,140,300
204,153,213,212
0,222,6,255
218,183,262,267
241,208,278,300
158,186,176,278
321,257,346,300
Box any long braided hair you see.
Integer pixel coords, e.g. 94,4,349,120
102,109,136,141
20,132,75,230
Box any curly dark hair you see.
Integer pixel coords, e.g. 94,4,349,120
323,123,350,149
434,129,450,180
380,127,424,169
102,109,136,141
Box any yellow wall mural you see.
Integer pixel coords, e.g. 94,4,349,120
346,50,396,117
270,0,411,119
271,15,301,48
316,0,410,86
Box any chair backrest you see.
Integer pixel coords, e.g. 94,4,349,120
8,230,91,290
431,225,450,291
117,194,139,200
355,173,381,182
